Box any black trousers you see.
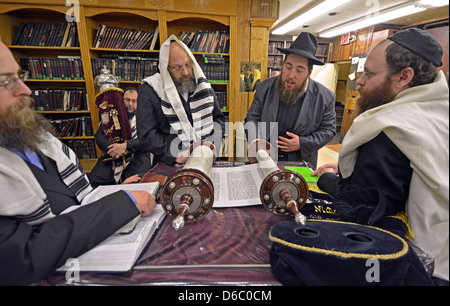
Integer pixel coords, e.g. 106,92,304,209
88,152,152,187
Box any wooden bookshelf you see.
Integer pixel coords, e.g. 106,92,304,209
267,34,330,77
0,0,245,163
267,34,292,77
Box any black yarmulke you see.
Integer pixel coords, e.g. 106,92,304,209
388,28,443,67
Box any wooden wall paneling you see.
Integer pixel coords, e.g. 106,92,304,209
77,5,98,130
426,25,449,83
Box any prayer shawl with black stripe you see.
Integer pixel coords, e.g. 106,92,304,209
112,115,138,183
0,130,93,225
141,34,215,147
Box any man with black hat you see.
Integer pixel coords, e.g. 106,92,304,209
312,28,449,285
245,32,336,168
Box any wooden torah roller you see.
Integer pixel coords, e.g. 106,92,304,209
248,139,309,225
161,141,216,230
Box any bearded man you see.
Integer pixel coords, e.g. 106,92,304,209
0,42,156,285
137,35,225,165
312,28,449,285
244,32,336,167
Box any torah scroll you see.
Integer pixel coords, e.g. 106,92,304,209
248,139,309,225
160,141,216,230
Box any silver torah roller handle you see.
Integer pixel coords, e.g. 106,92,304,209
247,139,309,225
161,141,216,230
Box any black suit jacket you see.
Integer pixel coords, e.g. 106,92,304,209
245,77,336,167
136,82,226,165
0,153,140,285
89,121,153,187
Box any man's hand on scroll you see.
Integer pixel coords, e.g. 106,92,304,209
277,132,300,152
107,142,127,159
128,191,156,216
175,149,190,164
311,163,338,177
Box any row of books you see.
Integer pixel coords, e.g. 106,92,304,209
198,62,230,83
64,139,97,160
215,91,227,110
315,44,329,57
92,57,159,82
268,41,285,55
268,55,283,68
20,57,84,80
31,89,89,112
202,54,225,64
50,116,94,138
93,25,159,50
12,22,79,47
177,30,230,54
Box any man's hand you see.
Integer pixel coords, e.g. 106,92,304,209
122,174,141,184
277,132,300,152
127,190,156,216
175,149,190,164
311,163,338,177
107,142,127,159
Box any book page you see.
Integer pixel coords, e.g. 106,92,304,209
57,205,165,272
61,182,160,234
61,182,160,215
81,182,160,205
210,164,264,208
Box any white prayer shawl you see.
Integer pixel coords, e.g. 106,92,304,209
142,34,215,147
112,116,137,183
339,71,449,280
0,131,93,226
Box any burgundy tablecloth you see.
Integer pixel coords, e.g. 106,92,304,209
46,161,309,285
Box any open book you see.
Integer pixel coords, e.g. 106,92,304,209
210,164,314,208
57,182,166,272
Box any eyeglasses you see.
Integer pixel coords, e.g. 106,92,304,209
360,68,394,79
0,71,29,90
168,62,193,73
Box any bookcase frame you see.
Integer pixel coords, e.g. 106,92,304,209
0,0,238,167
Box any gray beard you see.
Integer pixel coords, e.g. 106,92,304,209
172,76,197,97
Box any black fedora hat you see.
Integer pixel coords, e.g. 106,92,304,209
277,32,325,66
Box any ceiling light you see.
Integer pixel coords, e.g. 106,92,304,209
272,0,351,35
419,0,449,7
319,4,427,38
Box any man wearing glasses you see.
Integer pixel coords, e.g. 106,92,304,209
137,35,225,165
0,41,156,285
312,28,449,285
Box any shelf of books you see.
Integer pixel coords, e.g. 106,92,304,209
316,42,330,64
268,35,330,76
267,35,292,77
84,7,160,91
166,13,233,158
0,1,238,163
0,4,98,169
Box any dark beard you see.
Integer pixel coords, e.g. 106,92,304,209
278,76,306,105
0,96,55,152
172,75,197,97
355,77,397,117
127,110,136,120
